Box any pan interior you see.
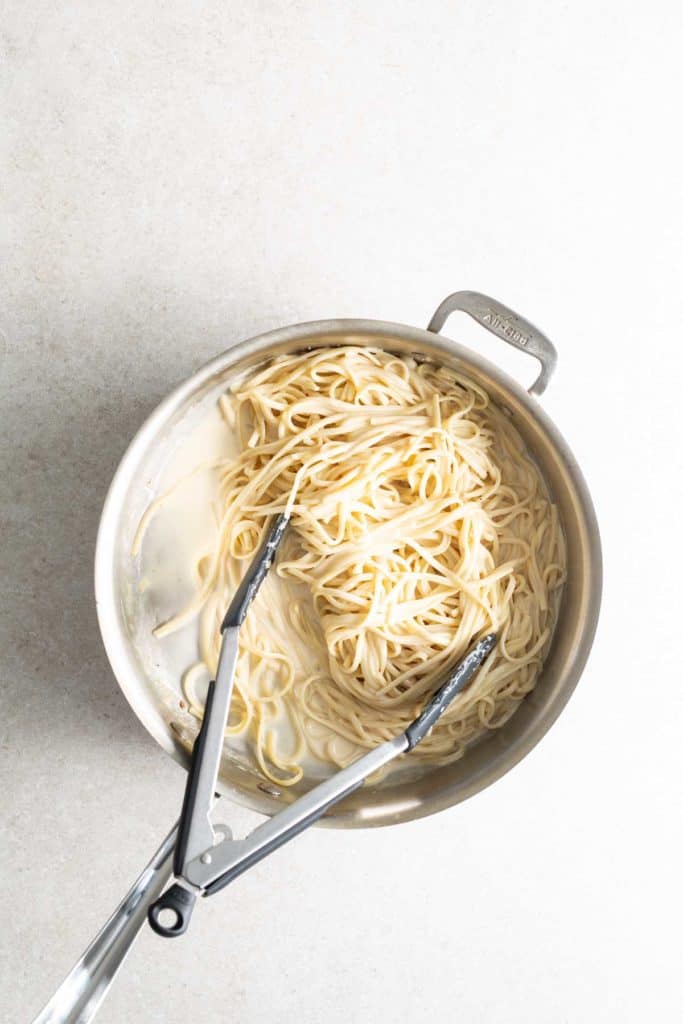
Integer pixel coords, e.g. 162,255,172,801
97,324,599,827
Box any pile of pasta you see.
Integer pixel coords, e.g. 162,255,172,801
147,347,565,785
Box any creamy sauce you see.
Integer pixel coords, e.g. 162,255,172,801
129,353,563,792
134,400,342,780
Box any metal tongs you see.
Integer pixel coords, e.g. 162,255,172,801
148,512,497,935
34,513,496,1021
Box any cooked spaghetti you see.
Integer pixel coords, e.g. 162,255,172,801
136,347,565,785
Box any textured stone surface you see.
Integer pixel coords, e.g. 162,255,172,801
1,3,681,1022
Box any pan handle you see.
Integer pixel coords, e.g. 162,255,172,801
31,823,178,1024
427,290,557,395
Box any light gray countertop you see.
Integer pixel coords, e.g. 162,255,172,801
2,3,681,1022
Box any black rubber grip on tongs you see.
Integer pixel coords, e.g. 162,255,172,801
148,883,197,937
147,680,216,937
222,511,290,628
172,677,217,877
404,633,497,750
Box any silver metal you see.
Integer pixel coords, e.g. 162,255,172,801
180,626,239,866
175,515,290,875
95,292,602,828
427,290,558,395
181,634,495,893
187,735,409,890
32,825,177,1024
33,631,494,1014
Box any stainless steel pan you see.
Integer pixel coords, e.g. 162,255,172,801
94,290,602,827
